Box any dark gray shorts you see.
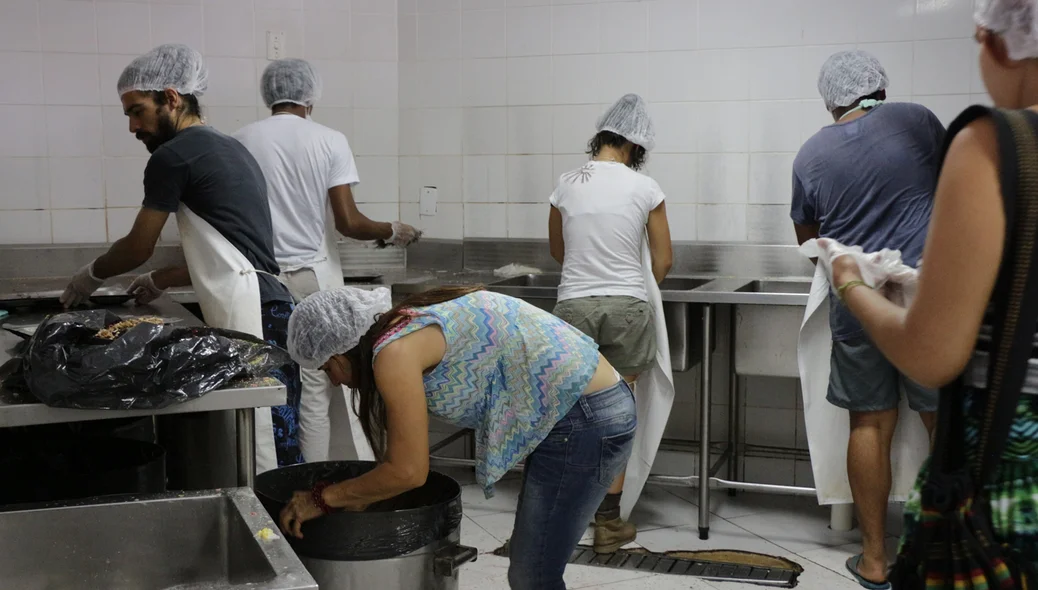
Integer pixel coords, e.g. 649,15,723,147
828,337,938,413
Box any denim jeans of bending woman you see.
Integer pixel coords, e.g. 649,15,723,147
507,380,637,590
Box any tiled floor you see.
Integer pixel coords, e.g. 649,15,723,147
443,467,898,589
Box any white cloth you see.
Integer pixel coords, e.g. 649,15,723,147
620,235,675,520
282,214,375,463
176,205,278,474
798,261,931,505
233,115,359,269
550,161,666,303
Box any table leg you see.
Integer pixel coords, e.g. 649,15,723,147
699,304,714,540
727,304,740,497
236,408,256,488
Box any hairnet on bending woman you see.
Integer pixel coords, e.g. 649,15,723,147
283,286,637,590
261,58,323,108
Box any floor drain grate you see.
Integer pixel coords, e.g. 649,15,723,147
494,543,801,588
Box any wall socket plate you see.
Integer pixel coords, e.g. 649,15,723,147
420,186,438,216
266,31,285,60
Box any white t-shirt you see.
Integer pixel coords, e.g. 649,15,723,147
550,161,666,303
233,114,359,269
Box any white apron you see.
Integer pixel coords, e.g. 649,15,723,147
797,262,930,504
176,205,278,474
280,211,375,462
620,236,676,520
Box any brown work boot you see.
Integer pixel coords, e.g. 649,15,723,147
593,514,637,554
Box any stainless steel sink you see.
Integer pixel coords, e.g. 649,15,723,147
736,279,812,294
0,488,317,590
732,279,812,378
487,274,561,288
658,277,712,291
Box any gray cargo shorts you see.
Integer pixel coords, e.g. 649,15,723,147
827,336,938,413
554,295,656,377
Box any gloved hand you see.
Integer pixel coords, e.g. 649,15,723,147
387,221,422,247
813,238,920,307
128,272,165,305
60,262,104,308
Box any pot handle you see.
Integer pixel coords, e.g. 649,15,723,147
434,543,478,577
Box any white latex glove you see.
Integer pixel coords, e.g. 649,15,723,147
388,221,422,247
128,272,165,305
60,262,105,308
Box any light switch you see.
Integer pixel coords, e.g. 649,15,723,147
420,186,438,216
266,31,285,60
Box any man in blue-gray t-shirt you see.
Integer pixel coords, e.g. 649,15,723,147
790,50,943,590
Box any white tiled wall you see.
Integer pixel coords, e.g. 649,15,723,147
397,0,988,243
0,0,399,245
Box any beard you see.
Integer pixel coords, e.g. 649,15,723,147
136,110,178,153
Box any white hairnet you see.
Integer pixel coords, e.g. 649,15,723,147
117,44,208,97
596,94,656,152
977,0,1038,61
817,50,889,112
261,59,323,108
287,287,392,370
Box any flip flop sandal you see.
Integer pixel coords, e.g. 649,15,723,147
845,554,891,590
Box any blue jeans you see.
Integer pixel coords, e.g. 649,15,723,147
507,380,637,590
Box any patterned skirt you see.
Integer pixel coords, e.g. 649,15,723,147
899,391,1038,564
261,301,305,468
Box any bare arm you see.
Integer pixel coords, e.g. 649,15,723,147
329,184,393,242
91,208,169,279
647,202,673,284
152,265,192,289
549,206,565,265
834,119,1003,388
794,222,820,246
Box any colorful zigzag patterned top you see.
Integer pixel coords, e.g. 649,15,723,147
373,290,600,497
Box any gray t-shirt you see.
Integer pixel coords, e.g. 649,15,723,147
142,126,292,304
791,102,945,341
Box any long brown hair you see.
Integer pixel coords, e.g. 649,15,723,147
344,285,484,460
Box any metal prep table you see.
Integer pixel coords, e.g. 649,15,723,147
0,296,287,488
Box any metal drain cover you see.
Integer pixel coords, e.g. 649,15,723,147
566,547,799,586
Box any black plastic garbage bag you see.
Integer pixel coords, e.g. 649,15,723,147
18,309,291,410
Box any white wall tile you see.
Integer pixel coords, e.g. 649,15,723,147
506,0,549,5
597,54,648,104
43,54,100,106
551,54,600,104
417,11,460,61
462,59,507,106
743,457,795,486
747,204,796,245
801,0,857,45
644,52,698,103
98,54,137,106
506,6,551,57
698,154,748,204
420,108,464,155
507,106,554,154
52,208,107,243
96,2,152,55
417,0,461,13
749,47,803,100
352,109,399,156
914,0,974,41
352,62,399,109
102,106,142,157
399,0,419,12
46,106,102,157
507,155,553,203
313,60,353,107
696,50,751,101
552,104,600,154
419,156,464,203
354,13,399,61
646,154,697,204
463,107,507,155
40,0,96,53
255,9,305,59
357,203,401,227
398,108,421,156
304,8,350,60
744,407,796,447
0,158,49,210
464,203,508,237
462,9,506,59
507,57,553,105
507,203,547,238
151,4,205,51
599,2,646,53
855,0,916,43
420,203,464,239
0,107,48,157
0,0,41,52
697,203,746,242
0,52,44,105
417,60,461,108
352,156,399,204
749,101,803,153
552,4,598,55
697,102,750,153
914,94,971,127
399,14,418,62
204,0,255,58
106,207,138,241
104,157,147,207
398,156,420,203
353,0,396,13
749,153,795,205
312,106,352,137
463,155,507,202
650,102,696,153
667,204,697,241
48,158,103,209
205,58,259,107
913,38,973,95
553,154,586,179
0,211,51,244
463,0,504,8
646,0,697,52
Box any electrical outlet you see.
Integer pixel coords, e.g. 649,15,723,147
420,187,438,216
266,31,285,60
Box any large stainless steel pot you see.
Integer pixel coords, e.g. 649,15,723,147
256,461,478,590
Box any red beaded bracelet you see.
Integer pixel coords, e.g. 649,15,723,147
311,480,334,514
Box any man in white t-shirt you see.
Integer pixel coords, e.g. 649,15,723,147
235,58,420,463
